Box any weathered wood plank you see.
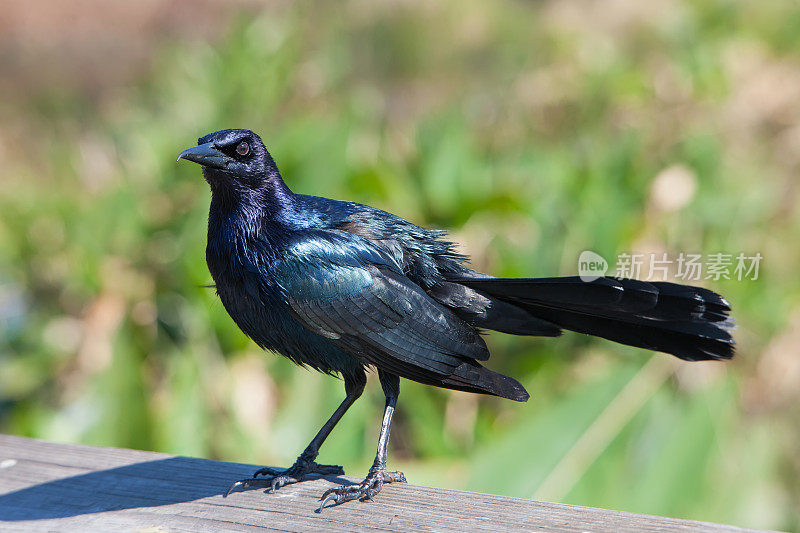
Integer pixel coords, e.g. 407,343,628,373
0,435,765,532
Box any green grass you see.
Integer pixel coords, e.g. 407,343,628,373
1,1,798,530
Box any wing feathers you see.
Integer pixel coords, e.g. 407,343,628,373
273,232,509,395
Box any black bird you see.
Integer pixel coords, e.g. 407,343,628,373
178,129,734,510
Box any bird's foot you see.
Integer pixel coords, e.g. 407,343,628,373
225,455,344,497
317,465,406,511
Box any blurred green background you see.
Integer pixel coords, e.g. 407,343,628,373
1,0,798,530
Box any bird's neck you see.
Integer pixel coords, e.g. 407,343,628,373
208,172,295,223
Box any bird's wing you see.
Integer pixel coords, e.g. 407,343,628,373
271,230,490,382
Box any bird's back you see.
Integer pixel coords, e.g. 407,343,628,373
290,194,474,287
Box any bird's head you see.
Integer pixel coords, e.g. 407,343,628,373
177,129,284,198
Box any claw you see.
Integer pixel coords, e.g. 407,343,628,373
226,460,345,498
225,477,270,497
317,486,360,512
224,482,240,498
270,476,290,492
317,491,340,512
316,468,405,511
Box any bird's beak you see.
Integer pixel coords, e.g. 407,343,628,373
177,142,232,169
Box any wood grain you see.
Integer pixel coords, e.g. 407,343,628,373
0,435,766,532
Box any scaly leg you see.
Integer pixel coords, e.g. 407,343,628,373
225,370,366,496
318,371,406,511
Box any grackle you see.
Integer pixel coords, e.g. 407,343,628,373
178,129,734,510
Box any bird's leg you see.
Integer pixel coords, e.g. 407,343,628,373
225,371,366,497
318,371,406,511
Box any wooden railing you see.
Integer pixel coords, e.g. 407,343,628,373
0,435,762,532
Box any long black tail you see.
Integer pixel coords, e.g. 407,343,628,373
457,276,735,361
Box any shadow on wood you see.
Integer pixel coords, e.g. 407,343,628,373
0,456,349,521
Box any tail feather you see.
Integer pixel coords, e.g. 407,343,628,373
456,276,735,362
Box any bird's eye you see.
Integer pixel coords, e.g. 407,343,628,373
236,141,250,156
